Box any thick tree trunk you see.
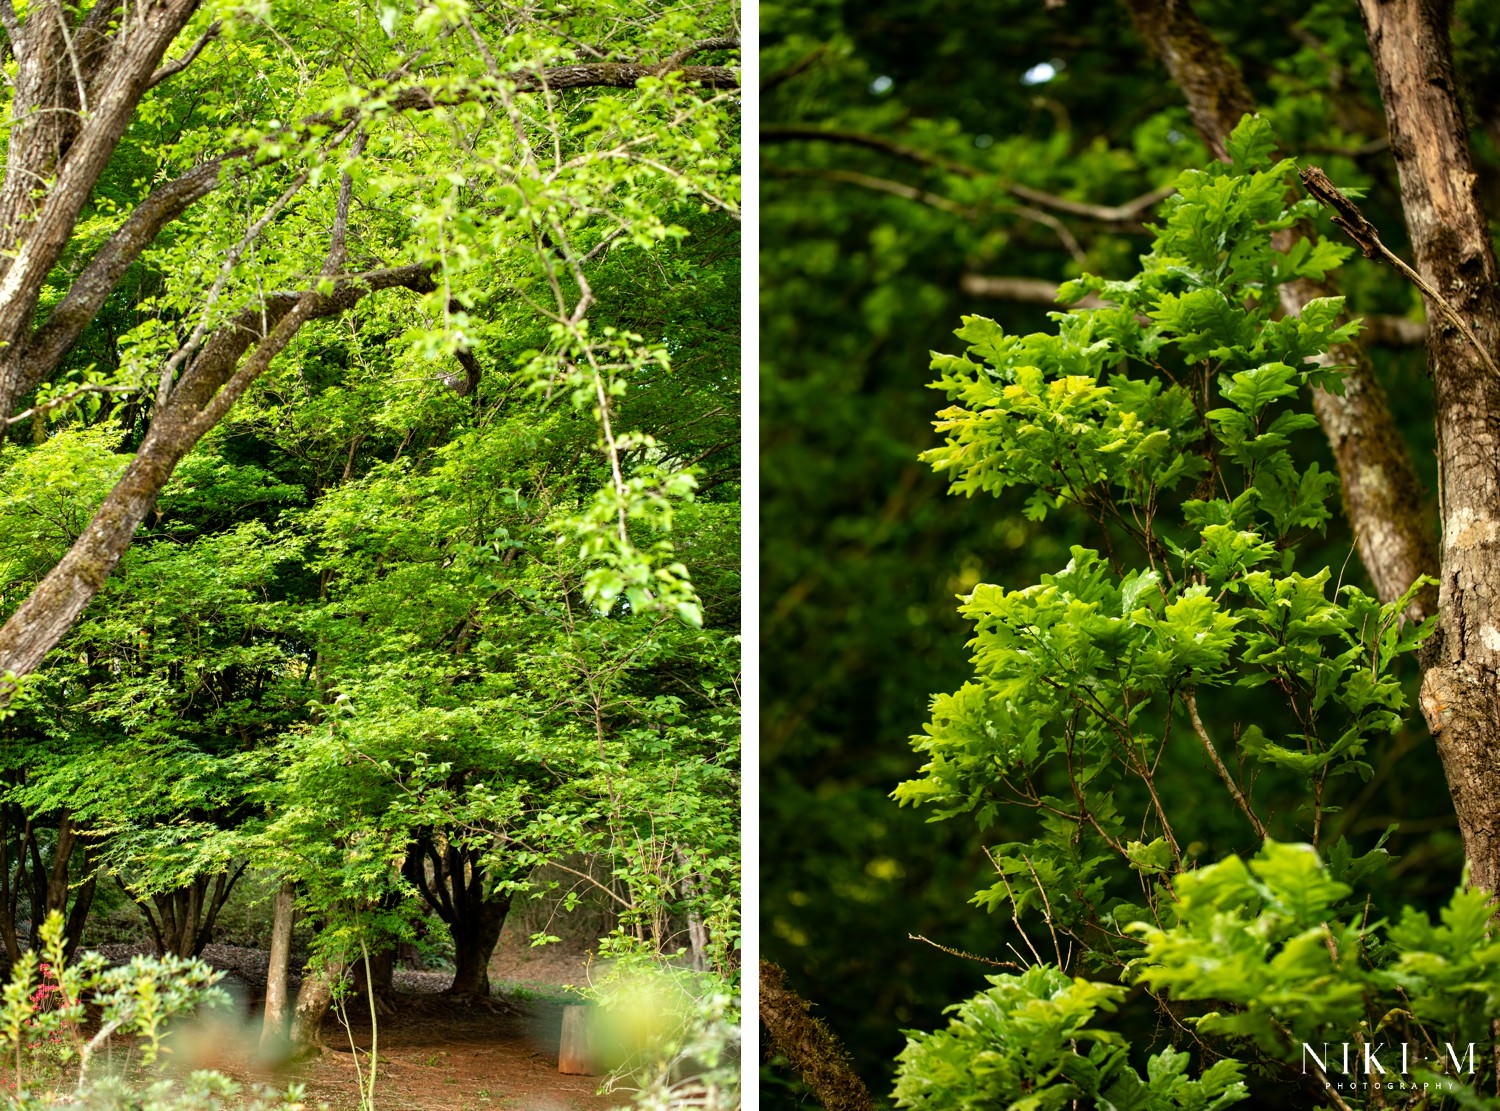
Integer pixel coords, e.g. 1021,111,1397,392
1123,0,1440,621
260,880,296,1048
288,956,348,1056
447,895,510,997
1357,0,1500,895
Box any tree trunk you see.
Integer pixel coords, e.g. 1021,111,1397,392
288,956,348,1056
136,867,245,958
260,880,296,1049
0,266,436,702
677,846,709,972
21,812,95,958
447,895,510,997
1357,0,1500,896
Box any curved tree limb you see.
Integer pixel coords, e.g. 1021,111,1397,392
763,125,1172,224
0,263,436,696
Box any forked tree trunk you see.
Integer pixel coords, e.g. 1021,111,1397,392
1356,0,1500,896
448,896,510,997
260,880,296,1048
134,866,245,958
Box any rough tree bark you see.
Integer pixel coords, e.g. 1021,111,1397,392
1122,0,1441,622
132,866,246,958
759,960,873,1111
1354,0,1500,896
1127,0,1500,896
287,954,348,1056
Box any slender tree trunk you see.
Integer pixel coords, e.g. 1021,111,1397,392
1357,0,1500,896
0,808,17,967
261,880,295,1049
677,847,708,972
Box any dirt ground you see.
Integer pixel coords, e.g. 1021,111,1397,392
143,928,626,1111
286,994,619,1111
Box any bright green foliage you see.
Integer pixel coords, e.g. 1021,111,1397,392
1128,841,1500,1104
888,118,1467,1107
0,913,303,1109
0,0,738,1097
902,122,1430,857
892,965,1247,1111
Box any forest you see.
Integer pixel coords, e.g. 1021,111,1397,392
0,0,740,1108
761,1,1500,1109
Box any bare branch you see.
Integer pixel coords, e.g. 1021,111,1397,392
759,960,874,1111
25,158,241,399
1007,181,1174,225
156,166,315,407
660,35,739,72
761,47,827,93
2,383,140,427
48,0,90,117
769,165,970,217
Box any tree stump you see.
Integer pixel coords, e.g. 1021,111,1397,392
558,1004,597,1075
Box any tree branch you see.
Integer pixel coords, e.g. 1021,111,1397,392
770,165,972,217
1185,692,1266,839
0,263,437,698
763,124,1171,224
16,59,735,414
0,0,200,418
2,382,140,427
1300,163,1498,377
760,960,873,1111
147,20,221,89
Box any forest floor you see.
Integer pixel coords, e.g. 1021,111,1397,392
99,929,621,1110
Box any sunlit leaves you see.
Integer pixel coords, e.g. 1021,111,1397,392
892,964,1248,1111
